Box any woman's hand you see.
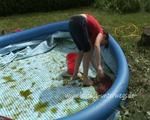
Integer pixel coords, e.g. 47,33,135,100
97,66,105,81
71,73,78,80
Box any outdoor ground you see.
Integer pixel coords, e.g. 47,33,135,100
0,7,150,120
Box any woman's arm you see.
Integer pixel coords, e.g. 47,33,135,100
71,51,83,80
94,33,105,79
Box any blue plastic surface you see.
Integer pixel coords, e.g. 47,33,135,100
0,21,129,120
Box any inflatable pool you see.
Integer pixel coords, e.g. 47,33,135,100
0,21,129,120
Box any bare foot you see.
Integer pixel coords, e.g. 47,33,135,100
83,79,93,86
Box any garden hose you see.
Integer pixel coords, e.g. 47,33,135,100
114,23,140,38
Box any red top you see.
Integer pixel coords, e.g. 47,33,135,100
86,14,104,45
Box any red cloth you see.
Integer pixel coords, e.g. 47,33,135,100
95,74,113,94
86,14,104,45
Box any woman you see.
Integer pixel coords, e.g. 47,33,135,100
69,13,109,86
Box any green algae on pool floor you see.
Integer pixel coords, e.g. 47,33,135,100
74,96,82,104
3,75,16,82
16,68,23,73
19,89,32,99
34,101,49,113
64,109,73,115
0,103,3,109
31,82,36,88
13,111,22,120
50,107,58,114
11,66,17,70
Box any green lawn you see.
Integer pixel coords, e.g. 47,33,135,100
0,7,150,120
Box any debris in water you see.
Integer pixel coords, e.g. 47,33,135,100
3,76,15,82
20,89,32,99
50,107,58,113
34,102,48,113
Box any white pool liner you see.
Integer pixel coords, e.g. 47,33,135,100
0,40,98,120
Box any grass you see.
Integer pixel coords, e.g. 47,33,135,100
0,7,150,120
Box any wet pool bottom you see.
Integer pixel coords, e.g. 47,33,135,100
0,41,100,120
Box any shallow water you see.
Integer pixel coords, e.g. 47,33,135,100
0,40,98,120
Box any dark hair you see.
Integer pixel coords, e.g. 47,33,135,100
104,32,109,48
